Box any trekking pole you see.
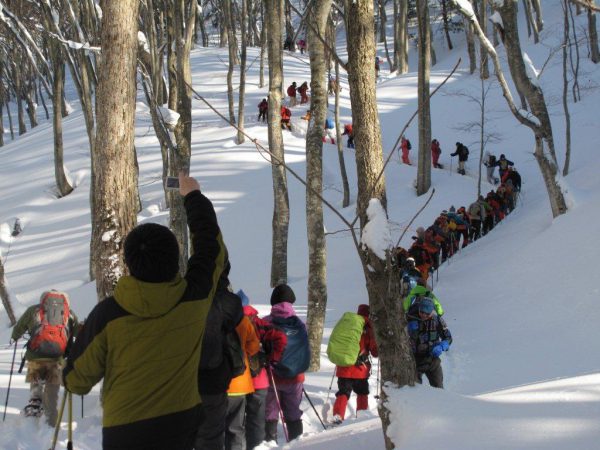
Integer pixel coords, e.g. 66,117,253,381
67,392,73,450
267,367,289,443
375,360,381,400
81,395,84,418
325,368,336,406
3,340,18,422
49,388,68,450
302,388,327,430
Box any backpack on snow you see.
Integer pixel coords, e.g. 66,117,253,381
271,315,310,378
327,312,366,367
28,291,70,358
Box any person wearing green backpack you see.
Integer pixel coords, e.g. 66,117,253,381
330,304,378,424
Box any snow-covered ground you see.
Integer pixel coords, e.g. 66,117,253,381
0,3,599,449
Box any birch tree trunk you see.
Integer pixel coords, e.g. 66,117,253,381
237,0,248,144
397,0,409,74
334,60,350,207
588,3,600,63
479,0,490,79
223,0,237,124
441,0,454,50
0,258,16,326
465,16,477,74
416,0,432,195
91,0,140,301
266,0,290,287
259,3,267,88
345,1,417,447
13,62,27,135
562,0,572,176
305,0,331,372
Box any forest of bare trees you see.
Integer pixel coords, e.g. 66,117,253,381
0,0,597,447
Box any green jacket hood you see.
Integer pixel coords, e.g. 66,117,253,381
114,275,188,318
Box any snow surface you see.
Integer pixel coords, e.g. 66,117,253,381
0,2,599,449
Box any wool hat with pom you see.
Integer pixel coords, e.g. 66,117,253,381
270,284,296,305
124,223,179,283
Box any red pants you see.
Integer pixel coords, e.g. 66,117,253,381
402,148,410,165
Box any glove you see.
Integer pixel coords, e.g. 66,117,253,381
407,321,419,333
440,340,450,351
431,345,443,358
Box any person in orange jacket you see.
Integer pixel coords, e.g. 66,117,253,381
400,136,412,165
332,304,378,423
225,316,260,450
281,106,292,131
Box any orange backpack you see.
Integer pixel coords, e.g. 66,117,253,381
29,291,70,358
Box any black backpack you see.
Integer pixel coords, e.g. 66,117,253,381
224,328,246,378
407,139,412,150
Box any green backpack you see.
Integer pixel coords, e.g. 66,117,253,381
327,312,365,367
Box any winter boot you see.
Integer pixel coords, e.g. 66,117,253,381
286,420,303,441
23,398,43,418
265,420,278,443
332,395,348,421
356,394,369,412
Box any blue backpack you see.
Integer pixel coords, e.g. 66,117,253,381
271,315,310,378
325,118,335,129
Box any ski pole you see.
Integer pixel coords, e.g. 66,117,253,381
81,395,84,418
3,340,18,422
67,392,73,450
325,367,336,406
375,360,381,400
302,388,327,430
50,388,68,450
267,367,289,443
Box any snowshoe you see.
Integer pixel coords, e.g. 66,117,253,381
329,414,343,426
23,398,43,418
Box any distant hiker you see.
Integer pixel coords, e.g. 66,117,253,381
400,257,423,297
406,298,452,388
298,81,309,104
502,166,521,192
467,200,484,241
375,56,381,77
258,98,268,123
284,36,294,51
400,136,412,165
495,154,514,179
329,304,378,424
64,173,228,450
287,82,298,107
342,124,354,148
11,290,79,426
328,76,339,96
483,151,499,184
195,272,244,450
226,315,260,450
297,39,307,54
281,106,292,131
323,117,336,144
431,139,442,168
263,284,310,443
479,195,494,236
451,142,469,175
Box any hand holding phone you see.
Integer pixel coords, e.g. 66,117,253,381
165,176,180,190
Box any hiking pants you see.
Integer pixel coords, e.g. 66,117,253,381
335,377,370,399
27,360,62,426
265,382,303,422
486,166,496,184
246,388,267,449
225,395,246,450
401,148,410,165
258,111,267,122
469,220,481,241
195,392,227,450
415,356,444,389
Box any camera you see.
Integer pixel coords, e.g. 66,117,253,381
165,176,180,190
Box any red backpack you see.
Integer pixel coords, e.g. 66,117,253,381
29,291,70,358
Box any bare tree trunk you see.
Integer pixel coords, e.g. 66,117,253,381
380,0,394,70
441,0,454,50
169,0,196,274
266,0,290,287
305,0,331,372
531,0,543,32
589,3,600,63
524,0,540,43
522,0,532,37
465,17,477,74
568,1,582,101
91,0,140,301
334,60,350,207
397,0,409,74
24,77,38,129
259,3,267,88
52,45,73,198
38,78,49,120
13,63,27,135
416,0,432,195
223,0,237,124
6,100,14,140
0,258,16,326
285,0,296,52
393,0,399,72
237,0,248,143
345,1,416,447
0,102,4,147
479,0,490,79
562,0,572,176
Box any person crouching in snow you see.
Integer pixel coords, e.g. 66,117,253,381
332,304,378,423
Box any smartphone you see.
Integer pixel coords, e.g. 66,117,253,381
165,176,180,190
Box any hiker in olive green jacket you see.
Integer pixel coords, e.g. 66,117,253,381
63,174,228,450
11,291,78,425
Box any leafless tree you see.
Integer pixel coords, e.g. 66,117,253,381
416,0,432,195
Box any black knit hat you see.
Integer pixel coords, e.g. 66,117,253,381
124,223,179,283
270,284,296,305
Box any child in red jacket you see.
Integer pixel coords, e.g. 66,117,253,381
332,304,378,423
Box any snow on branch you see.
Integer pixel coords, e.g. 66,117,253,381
360,199,392,260
523,52,540,88
46,31,101,53
569,0,600,13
